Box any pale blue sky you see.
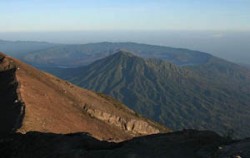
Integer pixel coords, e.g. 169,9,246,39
1,0,250,32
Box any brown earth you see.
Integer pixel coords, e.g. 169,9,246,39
0,52,168,141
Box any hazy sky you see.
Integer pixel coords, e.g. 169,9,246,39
1,0,250,31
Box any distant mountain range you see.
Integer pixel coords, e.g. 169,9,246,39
46,51,250,138
240,63,250,69
21,42,212,67
0,40,58,59
1,40,249,69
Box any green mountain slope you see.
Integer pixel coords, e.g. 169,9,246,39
49,51,250,138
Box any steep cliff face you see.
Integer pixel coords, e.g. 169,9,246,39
0,53,24,136
0,52,168,141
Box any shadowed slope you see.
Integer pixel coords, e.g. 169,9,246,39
0,53,24,136
1,130,249,158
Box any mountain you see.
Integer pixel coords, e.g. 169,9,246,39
0,52,168,141
49,51,250,138
23,42,211,67
1,52,249,158
0,40,58,59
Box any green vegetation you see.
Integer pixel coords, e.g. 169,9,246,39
45,51,250,138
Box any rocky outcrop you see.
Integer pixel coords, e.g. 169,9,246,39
82,104,160,135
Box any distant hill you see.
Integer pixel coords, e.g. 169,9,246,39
0,40,58,59
0,52,167,141
23,42,212,67
47,51,250,138
240,63,250,69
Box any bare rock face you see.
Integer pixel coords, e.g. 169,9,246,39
0,52,168,141
82,103,160,135
125,120,159,134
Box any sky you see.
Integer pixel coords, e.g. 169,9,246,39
1,0,250,32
